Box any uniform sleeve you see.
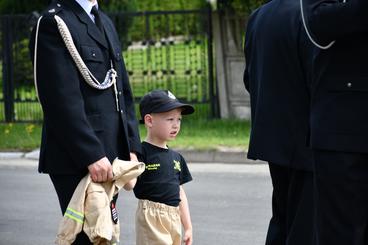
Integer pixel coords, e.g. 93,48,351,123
297,21,314,97
102,15,142,155
179,154,192,185
305,0,368,44
243,11,257,93
120,58,142,154
31,15,105,169
243,31,250,92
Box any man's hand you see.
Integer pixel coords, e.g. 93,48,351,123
88,157,113,183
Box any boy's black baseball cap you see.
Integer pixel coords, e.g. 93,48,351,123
139,90,195,123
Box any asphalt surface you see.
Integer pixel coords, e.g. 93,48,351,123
0,159,272,245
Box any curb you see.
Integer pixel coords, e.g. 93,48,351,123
178,149,256,164
0,148,265,165
0,152,25,160
0,149,39,161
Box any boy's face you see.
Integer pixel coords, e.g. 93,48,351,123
146,108,182,143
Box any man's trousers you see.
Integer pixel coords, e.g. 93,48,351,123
314,150,368,245
265,162,315,245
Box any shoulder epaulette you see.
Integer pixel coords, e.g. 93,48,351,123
42,2,63,17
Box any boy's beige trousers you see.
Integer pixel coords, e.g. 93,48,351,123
135,199,181,245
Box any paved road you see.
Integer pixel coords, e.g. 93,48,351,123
0,160,272,245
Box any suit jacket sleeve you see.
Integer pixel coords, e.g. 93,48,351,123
32,15,105,169
305,0,368,44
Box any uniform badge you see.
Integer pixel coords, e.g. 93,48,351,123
110,201,119,224
167,90,176,100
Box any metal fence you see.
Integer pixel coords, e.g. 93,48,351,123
0,7,217,123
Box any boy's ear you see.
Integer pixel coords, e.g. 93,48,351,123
144,114,153,127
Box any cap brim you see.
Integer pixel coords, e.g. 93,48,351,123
140,101,195,124
153,101,195,115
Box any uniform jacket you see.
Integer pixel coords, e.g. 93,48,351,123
304,0,368,153
55,159,145,245
29,0,141,174
244,0,314,170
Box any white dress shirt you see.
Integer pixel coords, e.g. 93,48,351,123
75,0,98,22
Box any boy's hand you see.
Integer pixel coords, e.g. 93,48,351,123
130,152,138,162
123,178,137,191
183,229,193,245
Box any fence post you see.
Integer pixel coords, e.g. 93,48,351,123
206,4,219,118
2,16,15,122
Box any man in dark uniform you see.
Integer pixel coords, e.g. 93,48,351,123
29,0,141,243
302,0,368,244
244,0,315,244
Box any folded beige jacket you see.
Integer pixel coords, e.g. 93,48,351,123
55,159,145,245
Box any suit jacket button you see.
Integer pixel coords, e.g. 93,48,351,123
118,91,122,96
347,82,352,88
120,109,124,114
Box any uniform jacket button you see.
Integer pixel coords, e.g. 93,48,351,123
347,82,352,88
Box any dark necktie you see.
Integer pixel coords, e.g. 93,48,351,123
91,5,104,34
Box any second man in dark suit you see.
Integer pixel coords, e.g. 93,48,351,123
244,0,315,244
303,0,368,244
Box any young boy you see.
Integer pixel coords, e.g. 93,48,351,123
134,89,194,245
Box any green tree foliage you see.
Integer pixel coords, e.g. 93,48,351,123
99,0,137,13
135,0,206,11
0,0,48,14
218,0,266,14
0,0,138,14
0,0,207,14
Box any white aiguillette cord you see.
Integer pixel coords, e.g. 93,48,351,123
300,0,345,50
33,15,120,111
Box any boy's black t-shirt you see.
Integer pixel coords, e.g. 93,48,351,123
133,141,192,207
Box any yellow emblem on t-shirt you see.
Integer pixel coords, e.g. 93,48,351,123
173,160,181,171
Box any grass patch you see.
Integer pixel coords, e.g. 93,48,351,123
139,118,250,151
0,123,42,151
0,119,250,151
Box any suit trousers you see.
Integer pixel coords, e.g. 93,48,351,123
266,163,315,245
314,150,368,245
50,174,92,245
